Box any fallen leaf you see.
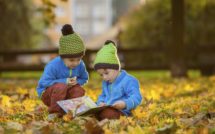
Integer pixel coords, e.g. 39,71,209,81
6,121,23,131
84,118,104,134
156,123,177,134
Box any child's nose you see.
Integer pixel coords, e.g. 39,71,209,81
103,76,108,80
74,61,79,65
71,62,78,66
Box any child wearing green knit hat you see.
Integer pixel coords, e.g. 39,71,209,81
36,24,89,120
93,40,142,120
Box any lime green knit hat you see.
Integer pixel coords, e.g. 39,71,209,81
59,24,85,58
94,40,121,70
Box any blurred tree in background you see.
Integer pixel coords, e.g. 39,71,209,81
187,0,215,46
37,0,57,26
119,0,215,77
0,0,67,51
0,0,33,50
120,0,215,48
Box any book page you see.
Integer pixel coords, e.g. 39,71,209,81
57,96,116,117
57,96,97,115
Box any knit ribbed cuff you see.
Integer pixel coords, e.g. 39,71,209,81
60,51,85,58
94,63,120,70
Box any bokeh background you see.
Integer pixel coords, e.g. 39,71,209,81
1,0,215,77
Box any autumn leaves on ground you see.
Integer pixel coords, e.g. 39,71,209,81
0,74,215,134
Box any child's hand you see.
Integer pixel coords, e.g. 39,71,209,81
112,100,126,110
67,77,77,86
99,102,106,107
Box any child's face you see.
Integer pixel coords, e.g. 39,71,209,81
97,69,119,83
63,57,82,69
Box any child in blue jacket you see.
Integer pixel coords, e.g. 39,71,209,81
36,24,89,118
93,40,142,120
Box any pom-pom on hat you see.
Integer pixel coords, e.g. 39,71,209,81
93,40,121,70
59,24,85,58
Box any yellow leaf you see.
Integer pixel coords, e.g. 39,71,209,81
184,84,194,92
133,107,147,118
0,95,11,107
7,122,23,131
128,125,144,134
104,128,113,134
175,108,183,114
148,103,157,110
192,104,200,113
63,113,73,122
150,90,160,100
22,99,37,111
17,88,28,95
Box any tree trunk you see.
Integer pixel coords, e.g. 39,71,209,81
169,0,187,78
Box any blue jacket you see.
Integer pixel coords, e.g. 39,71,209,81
36,56,89,97
97,70,142,115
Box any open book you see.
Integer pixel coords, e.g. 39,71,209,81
57,96,112,117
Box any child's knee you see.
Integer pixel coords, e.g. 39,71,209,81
52,83,68,89
67,84,85,98
41,90,50,106
97,107,123,121
42,83,68,107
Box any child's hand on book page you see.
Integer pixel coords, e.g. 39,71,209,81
99,102,106,107
112,100,126,110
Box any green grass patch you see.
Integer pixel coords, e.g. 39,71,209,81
0,70,201,79
0,71,43,79
90,70,200,79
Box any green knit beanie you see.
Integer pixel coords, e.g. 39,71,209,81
94,40,121,70
59,24,85,58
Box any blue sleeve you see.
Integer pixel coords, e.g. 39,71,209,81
96,82,106,105
38,64,67,89
122,79,142,110
96,88,106,105
77,61,89,86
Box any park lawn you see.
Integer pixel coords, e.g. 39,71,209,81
0,70,200,79
0,71,214,134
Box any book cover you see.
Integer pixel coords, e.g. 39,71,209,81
57,96,112,117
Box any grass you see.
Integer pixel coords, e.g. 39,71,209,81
0,70,201,80
0,71,43,79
